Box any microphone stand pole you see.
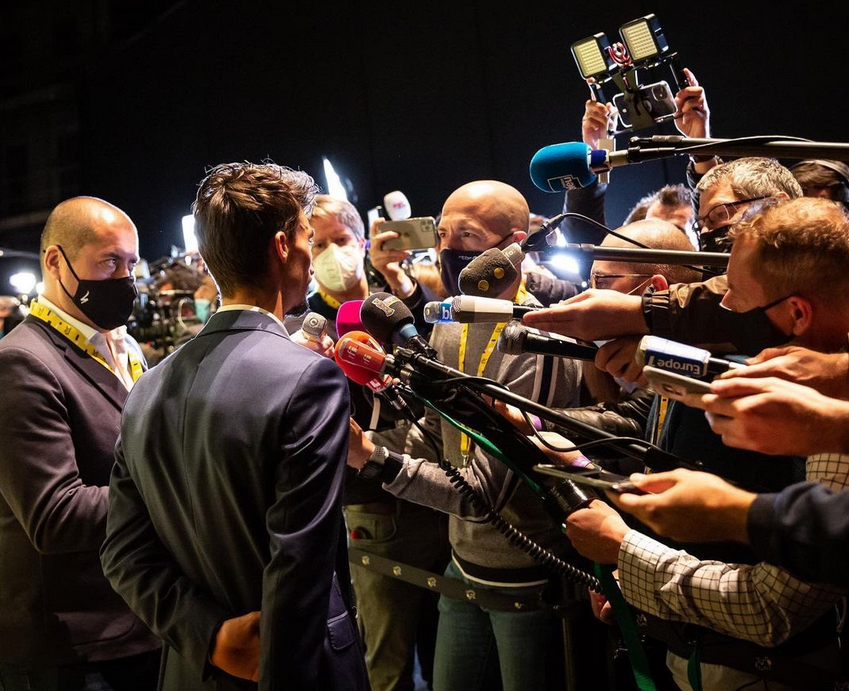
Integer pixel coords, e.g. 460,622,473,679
625,135,849,164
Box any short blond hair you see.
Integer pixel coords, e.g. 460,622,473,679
311,195,365,239
730,197,849,304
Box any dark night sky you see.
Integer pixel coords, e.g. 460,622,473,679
11,1,849,261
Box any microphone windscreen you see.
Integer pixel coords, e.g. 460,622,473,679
458,248,520,297
334,331,390,388
497,322,527,355
301,313,327,340
529,142,597,193
383,191,412,221
336,300,365,338
360,292,414,344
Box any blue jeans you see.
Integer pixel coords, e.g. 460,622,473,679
433,561,561,691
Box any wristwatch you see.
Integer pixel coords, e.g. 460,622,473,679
359,445,389,480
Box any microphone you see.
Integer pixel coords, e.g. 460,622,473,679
435,296,538,324
383,191,412,221
300,313,328,342
360,292,435,357
530,142,616,192
636,335,743,379
547,243,728,268
423,300,454,324
457,218,562,298
497,323,598,360
337,299,365,338
335,331,393,391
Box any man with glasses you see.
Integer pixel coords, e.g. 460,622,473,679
565,197,849,690
524,157,803,352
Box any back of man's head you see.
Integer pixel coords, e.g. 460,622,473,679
604,219,702,284
311,195,365,239
730,197,849,305
697,157,803,200
193,162,318,298
790,160,849,205
625,184,692,225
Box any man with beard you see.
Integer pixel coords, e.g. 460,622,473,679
101,162,368,691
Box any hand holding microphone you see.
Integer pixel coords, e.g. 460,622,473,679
291,313,334,359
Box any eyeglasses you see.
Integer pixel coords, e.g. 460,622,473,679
693,196,770,235
590,272,654,290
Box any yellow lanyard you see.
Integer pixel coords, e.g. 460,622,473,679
646,395,670,473
29,301,144,384
457,283,529,460
318,290,342,310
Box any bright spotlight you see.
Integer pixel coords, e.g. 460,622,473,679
323,157,349,202
10,271,37,295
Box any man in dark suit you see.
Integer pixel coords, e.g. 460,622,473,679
0,197,161,690
100,162,369,691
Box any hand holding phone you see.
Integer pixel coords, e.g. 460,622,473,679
643,365,711,402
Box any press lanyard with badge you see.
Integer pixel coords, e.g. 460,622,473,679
457,284,529,462
29,301,144,384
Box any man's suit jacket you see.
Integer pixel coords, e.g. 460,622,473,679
0,316,158,664
101,309,368,691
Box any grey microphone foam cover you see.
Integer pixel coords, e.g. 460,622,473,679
302,312,328,339
458,248,520,297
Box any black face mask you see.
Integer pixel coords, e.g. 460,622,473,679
719,294,793,354
57,245,138,330
439,248,484,297
698,224,734,253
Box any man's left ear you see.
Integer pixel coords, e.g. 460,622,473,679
786,295,813,337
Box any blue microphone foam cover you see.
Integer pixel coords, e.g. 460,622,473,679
529,142,596,192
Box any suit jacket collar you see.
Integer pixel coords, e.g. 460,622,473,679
199,308,292,340
26,316,129,412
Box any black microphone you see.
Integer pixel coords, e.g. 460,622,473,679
497,323,598,360
559,243,729,268
360,292,436,357
457,218,563,298
530,136,849,193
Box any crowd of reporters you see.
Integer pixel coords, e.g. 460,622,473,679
3,66,849,691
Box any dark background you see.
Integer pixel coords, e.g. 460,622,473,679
2,0,847,282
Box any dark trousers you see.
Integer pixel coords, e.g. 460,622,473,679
0,649,161,691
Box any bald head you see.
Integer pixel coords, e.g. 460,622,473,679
41,196,136,267
592,219,702,289
602,219,695,252
441,181,529,241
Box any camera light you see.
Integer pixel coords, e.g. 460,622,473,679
9,271,37,295
322,156,349,202
181,215,198,254
547,253,580,276
571,34,614,80
619,14,668,63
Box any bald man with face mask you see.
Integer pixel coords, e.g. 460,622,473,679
350,181,586,691
0,197,160,690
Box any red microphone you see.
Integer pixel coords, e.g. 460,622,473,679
335,331,392,391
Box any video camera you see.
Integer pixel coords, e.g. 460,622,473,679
127,254,206,356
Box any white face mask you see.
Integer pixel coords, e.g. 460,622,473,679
313,243,364,293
